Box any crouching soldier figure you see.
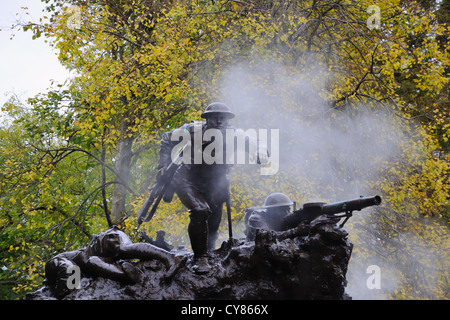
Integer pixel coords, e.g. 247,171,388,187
244,192,295,241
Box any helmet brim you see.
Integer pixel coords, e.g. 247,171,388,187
263,203,293,209
201,111,235,119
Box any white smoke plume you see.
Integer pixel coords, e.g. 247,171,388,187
217,60,405,200
208,58,423,299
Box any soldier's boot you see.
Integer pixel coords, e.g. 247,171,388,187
188,209,211,274
193,255,210,274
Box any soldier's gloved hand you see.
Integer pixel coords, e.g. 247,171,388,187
257,152,269,165
256,143,270,165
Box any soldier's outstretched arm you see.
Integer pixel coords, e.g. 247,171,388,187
118,243,185,278
85,256,131,282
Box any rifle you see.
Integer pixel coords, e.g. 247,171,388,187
137,143,188,226
226,188,233,238
283,195,382,229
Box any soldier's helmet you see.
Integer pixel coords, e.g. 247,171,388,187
263,192,294,208
201,102,235,119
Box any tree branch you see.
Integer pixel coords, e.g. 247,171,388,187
30,145,137,197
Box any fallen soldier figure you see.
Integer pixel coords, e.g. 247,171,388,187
44,225,184,298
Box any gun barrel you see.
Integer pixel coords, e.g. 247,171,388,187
322,195,381,215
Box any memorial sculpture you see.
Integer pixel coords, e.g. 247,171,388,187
26,101,382,300
42,225,185,299
245,192,382,240
138,102,268,273
28,193,381,300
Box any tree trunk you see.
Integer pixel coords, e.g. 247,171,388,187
111,124,134,224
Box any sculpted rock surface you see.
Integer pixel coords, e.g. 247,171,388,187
26,218,352,300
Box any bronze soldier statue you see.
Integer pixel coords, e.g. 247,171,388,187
244,192,382,241
149,102,269,272
244,192,294,241
156,102,236,273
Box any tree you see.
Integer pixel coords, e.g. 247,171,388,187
1,0,448,299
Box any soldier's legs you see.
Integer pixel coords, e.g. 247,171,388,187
176,181,211,259
205,178,228,251
207,202,223,251
188,209,210,257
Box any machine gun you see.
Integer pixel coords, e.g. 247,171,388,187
283,195,382,228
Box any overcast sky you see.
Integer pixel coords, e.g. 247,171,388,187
0,0,71,108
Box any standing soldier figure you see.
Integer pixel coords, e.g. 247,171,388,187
156,102,235,273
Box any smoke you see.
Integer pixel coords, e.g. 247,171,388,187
345,255,400,300
208,57,435,299
217,59,405,201
344,214,449,300
191,55,448,299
